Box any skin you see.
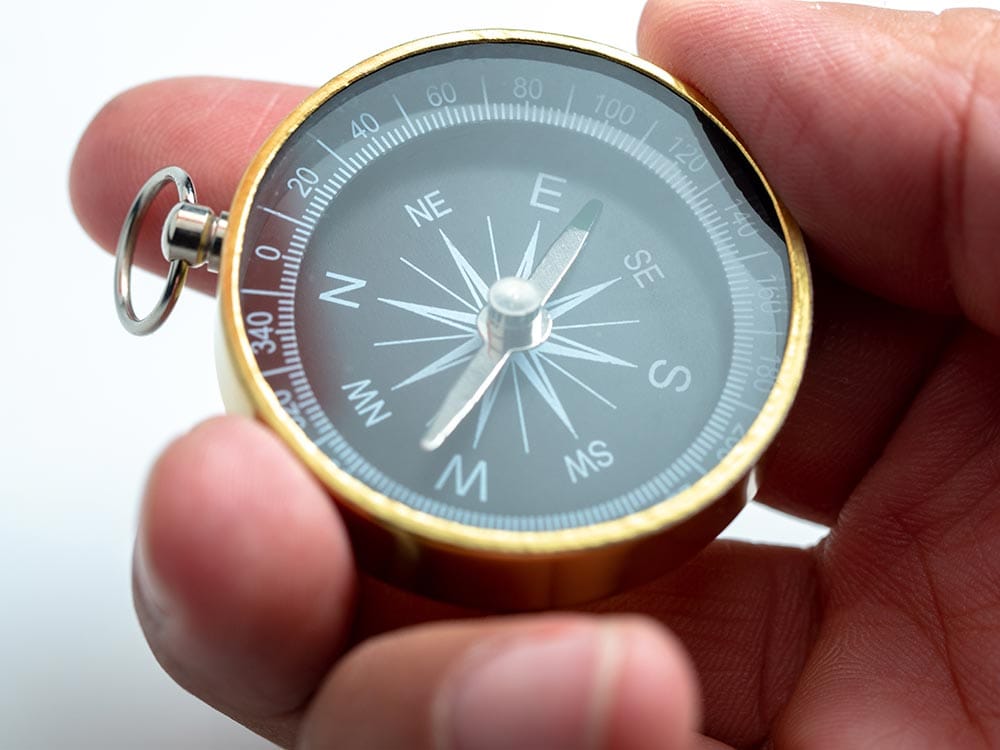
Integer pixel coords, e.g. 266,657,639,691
70,1,1000,748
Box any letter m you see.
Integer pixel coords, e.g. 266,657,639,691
435,454,488,503
564,449,598,484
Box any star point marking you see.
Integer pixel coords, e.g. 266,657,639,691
377,217,634,450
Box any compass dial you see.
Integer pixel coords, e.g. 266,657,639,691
224,35,806,552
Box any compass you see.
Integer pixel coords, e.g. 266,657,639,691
114,30,811,609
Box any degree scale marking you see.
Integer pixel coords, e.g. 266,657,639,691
240,75,788,530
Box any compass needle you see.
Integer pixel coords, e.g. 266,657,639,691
119,32,810,608
420,198,603,450
421,346,511,451
527,199,602,303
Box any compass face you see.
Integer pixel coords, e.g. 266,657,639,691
233,38,797,534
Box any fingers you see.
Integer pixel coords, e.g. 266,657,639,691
639,0,1000,333
137,411,818,750
134,416,355,748
70,77,310,294
298,615,699,750
774,326,1000,747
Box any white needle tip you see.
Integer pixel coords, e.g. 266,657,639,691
572,199,603,233
420,434,443,452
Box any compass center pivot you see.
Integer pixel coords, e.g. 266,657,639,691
478,276,552,352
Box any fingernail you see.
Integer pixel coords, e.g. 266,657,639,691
438,625,622,750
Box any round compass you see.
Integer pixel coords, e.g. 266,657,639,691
116,30,810,609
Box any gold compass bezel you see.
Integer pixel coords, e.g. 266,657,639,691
217,29,811,606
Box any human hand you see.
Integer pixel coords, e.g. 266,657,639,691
70,1,1000,748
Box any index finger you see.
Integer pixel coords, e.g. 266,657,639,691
70,77,310,294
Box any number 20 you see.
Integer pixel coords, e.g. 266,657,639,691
287,167,319,197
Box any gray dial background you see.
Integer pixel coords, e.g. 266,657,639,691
239,42,792,531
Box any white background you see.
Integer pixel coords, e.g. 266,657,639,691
0,1,992,748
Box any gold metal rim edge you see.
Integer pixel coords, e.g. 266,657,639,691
219,29,812,556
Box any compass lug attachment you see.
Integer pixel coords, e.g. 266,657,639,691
163,203,228,273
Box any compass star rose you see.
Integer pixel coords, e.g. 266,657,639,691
375,214,638,453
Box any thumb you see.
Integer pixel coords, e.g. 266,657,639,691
297,615,700,750
639,0,1000,332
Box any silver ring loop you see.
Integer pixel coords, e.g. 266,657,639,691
114,167,195,335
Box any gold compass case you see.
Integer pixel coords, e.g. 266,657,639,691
212,30,811,610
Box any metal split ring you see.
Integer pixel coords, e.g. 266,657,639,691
114,167,195,336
